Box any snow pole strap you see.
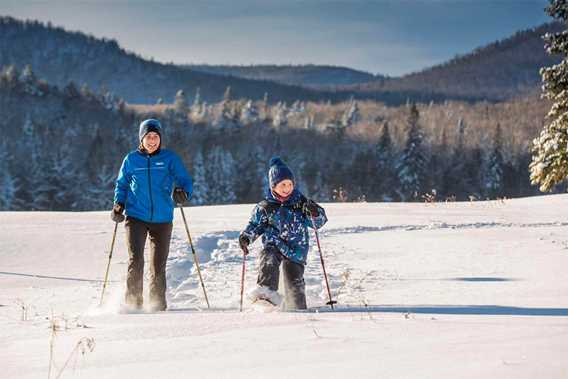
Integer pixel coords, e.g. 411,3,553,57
179,205,211,309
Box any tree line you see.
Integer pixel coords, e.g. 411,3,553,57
0,64,559,211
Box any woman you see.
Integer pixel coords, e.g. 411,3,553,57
112,118,193,312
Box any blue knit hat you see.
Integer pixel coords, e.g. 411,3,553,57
268,157,295,188
139,119,162,142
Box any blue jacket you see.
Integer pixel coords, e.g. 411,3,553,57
241,189,327,265
114,149,193,223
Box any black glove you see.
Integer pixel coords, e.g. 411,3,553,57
302,199,320,217
111,203,125,223
239,234,250,254
172,187,188,205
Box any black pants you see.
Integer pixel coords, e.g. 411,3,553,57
257,244,307,310
124,216,173,310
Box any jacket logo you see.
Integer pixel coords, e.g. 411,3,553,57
155,162,165,166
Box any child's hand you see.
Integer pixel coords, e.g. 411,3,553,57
239,234,250,254
303,199,320,217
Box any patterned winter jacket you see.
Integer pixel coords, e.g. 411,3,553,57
241,189,327,265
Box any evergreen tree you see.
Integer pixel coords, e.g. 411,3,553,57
396,103,428,201
350,148,375,200
206,147,236,204
530,0,568,191
272,102,288,129
174,89,189,116
240,100,259,125
0,145,18,210
215,100,240,129
223,86,232,102
375,122,396,201
484,123,505,198
448,118,469,199
433,126,451,198
191,150,209,205
84,165,115,210
341,99,360,128
235,146,265,203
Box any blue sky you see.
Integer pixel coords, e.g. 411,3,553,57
0,0,552,76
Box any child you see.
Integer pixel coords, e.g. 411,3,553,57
239,157,327,310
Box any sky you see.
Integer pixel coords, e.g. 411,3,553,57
0,0,552,77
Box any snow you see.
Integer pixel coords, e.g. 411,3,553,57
1,196,568,378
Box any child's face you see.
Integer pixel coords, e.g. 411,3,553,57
273,179,294,198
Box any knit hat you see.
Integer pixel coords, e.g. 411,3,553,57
268,157,295,188
139,119,162,142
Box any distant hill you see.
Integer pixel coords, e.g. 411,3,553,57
0,16,562,105
344,22,563,101
185,64,381,88
0,16,339,104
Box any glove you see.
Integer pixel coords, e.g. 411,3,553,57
172,187,188,205
111,203,125,223
302,199,320,217
239,234,250,254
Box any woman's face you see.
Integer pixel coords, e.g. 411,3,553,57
142,132,160,154
273,179,294,198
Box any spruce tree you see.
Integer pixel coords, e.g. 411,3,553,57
0,145,18,210
484,124,505,198
396,103,428,201
375,122,396,201
174,89,189,116
530,0,568,191
191,150,209,205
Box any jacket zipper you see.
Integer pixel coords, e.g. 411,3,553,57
147,156,154,221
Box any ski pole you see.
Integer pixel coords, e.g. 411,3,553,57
311,215,337,310
99,221,118,307
239,245,248,312
178,205,210,309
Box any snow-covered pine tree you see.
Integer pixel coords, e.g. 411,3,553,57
304,114,315,130
240,100,259,125
341,98,360,128
193,87,201,109
396,103,428,201
272,102,288,129
235,146,265,203
448,118,469,198
190,88,202,120
484,123,505,198
174,89,189,116
19,64,43,96
215,99,240,129
206,147,236,204
530,0,568,191
375,122,396,201
436,126,452,198
223,86,232,102
191,150,209,205
0,144,18,210
84,165,115,210
2,65,19,87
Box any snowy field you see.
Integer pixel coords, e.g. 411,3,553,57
1,195,568,378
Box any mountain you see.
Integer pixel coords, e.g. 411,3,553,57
344,22,563,101
185,64,381,88
0,16,340,104
0,16,562,106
